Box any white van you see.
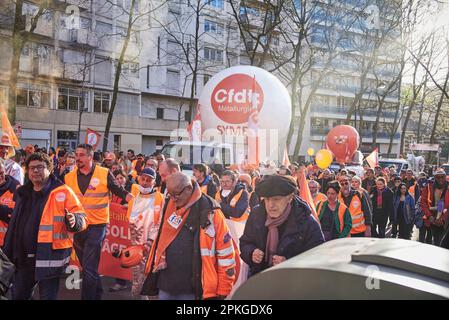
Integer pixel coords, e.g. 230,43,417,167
378,158,409,173
161,141,234,175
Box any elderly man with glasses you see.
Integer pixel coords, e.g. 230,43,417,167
142,172,236,300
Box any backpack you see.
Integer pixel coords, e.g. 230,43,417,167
414,196,424,229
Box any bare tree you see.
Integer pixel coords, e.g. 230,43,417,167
102,0,166,153
6,0,53,124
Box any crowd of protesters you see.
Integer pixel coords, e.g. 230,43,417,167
1,133,449,300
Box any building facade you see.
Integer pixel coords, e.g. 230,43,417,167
0,0,402,158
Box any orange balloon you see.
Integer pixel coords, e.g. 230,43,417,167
326,125,360,164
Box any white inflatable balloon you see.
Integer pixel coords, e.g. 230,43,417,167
198,66,292,163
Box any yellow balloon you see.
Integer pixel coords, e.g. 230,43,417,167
315,149,333,169
307,148,315,156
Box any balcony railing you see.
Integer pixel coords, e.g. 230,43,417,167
310,104,396,118
311,127,400,139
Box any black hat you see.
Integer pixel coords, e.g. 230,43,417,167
255,174,297,197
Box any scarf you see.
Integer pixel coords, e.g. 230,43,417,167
152,181,202,272
264,203,292,267
377,188,384,208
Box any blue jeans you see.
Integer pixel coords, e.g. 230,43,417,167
74,224,107,300
12,266,60,300
158,289,195,300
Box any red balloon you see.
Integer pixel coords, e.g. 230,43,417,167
325,125,360,164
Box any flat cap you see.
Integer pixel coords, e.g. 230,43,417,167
255,174,297,197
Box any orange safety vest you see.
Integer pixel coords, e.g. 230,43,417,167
200,184,209,195
338,192,366,234
35,184,87,280
316,200,347,234
215,189,250,222
145,201,237,299
409,184,416,199
65,166,110,224
0,190,15,247
126,190,164,223
313,192,327,206
130,183,140,197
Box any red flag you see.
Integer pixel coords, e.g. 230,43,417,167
187,104,202,142
298,170,319,221
85,128,101,150
365,148,379,169
247,75,259,166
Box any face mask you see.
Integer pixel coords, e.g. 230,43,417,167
139,185,154,194
221,190,232,197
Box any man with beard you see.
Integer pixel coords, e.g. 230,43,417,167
420,169,449,246
64,144,133,300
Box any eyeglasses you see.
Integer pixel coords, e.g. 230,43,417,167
339,181,349,186
29,165,46,172
168,186,189,199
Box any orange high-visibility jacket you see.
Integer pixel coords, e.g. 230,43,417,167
145,196,237,299
316,200,351,237
313,192,327,207
65,165,110,224
338,192,366,234
35,184,87,280
0,190,15,246
215,188,250,222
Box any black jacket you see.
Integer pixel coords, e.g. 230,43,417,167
371,187,395,221
3,175,85,272
240,196,324,277
0,176,20,224
218,183,249,220
141,190,222,300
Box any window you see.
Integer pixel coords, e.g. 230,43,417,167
204,20,223,35
130,63,139,77
166,70,180,93
16,88,50,108
204,74,211,85
239,6,259,16
114,135,121,153
156,108,164,119
57,131,78,151
58,88,86,111
94,92,110,113
204,47,223,63
185,110,191,121
272,36,280,46
207,0,224,9
95,21,112,36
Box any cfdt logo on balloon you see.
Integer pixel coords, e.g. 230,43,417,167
211,74,264,124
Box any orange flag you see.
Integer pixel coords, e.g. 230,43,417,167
365,148,379,169
1,110,20,148
297,170,319,222
282,145,291,167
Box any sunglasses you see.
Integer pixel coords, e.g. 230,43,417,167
340,181,349,186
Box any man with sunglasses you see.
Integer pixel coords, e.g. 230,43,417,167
142,172,236,300
420,169,449,246
338,175,372,237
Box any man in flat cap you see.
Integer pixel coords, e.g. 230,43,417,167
239,175,324,277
